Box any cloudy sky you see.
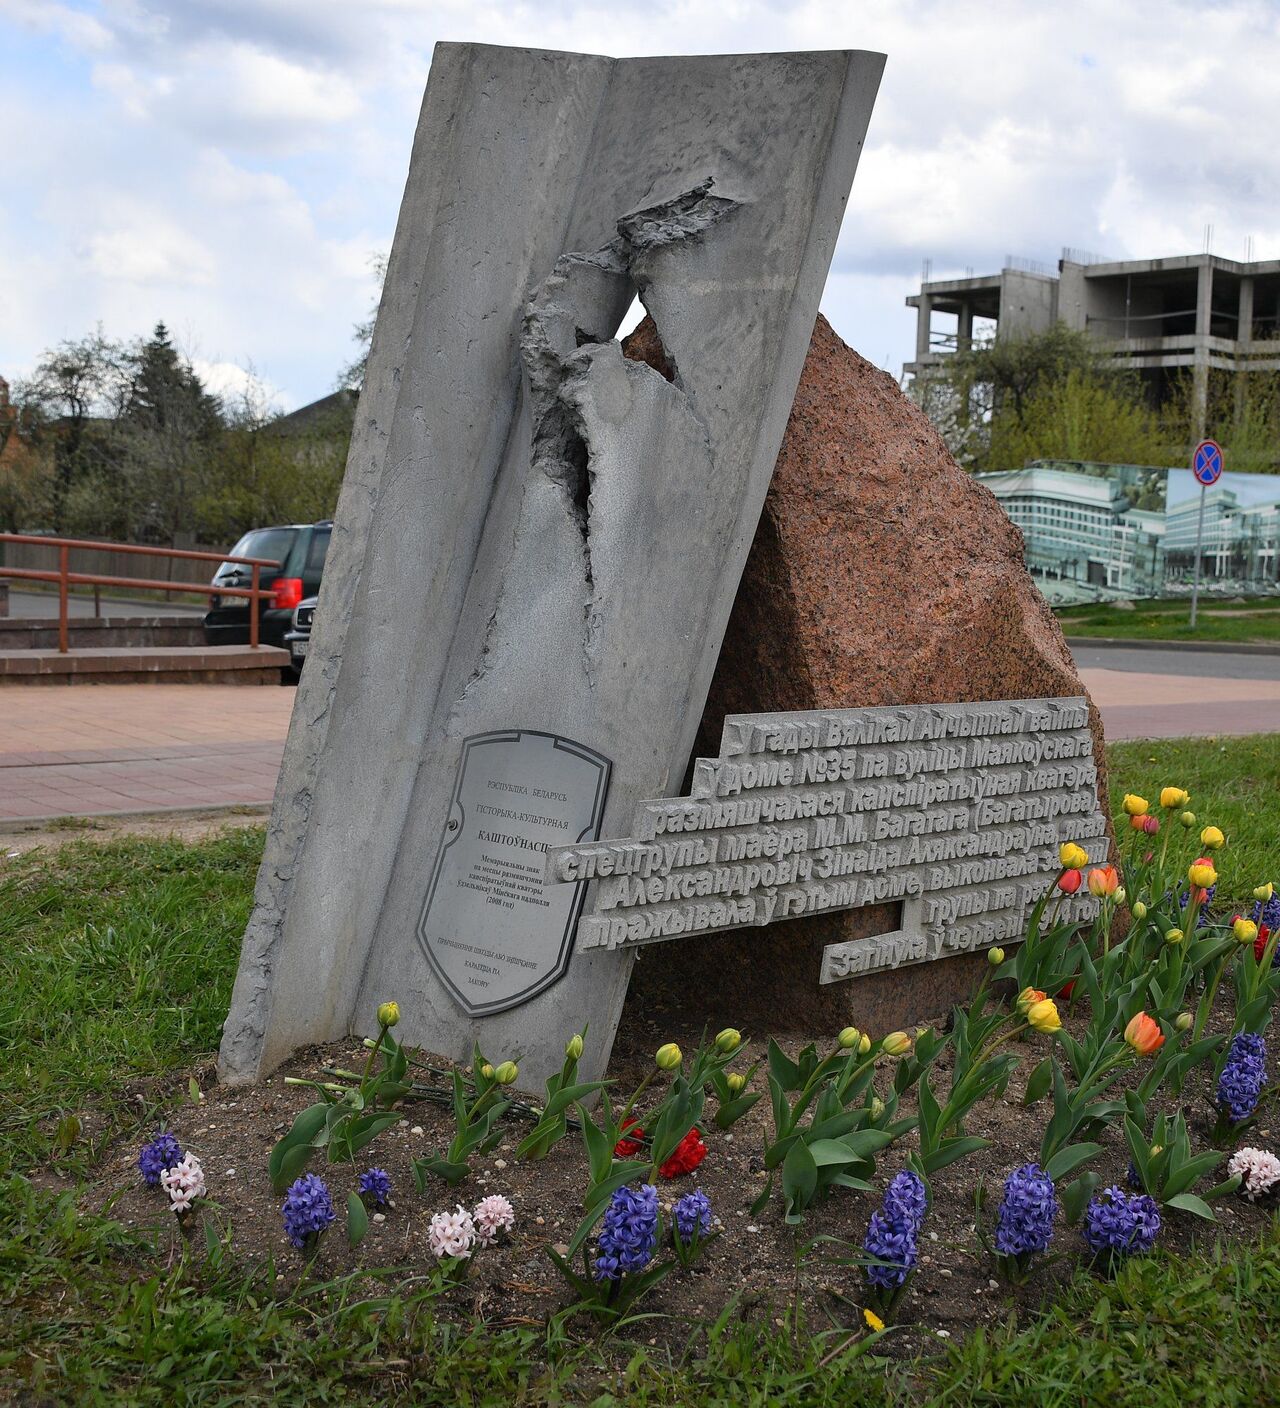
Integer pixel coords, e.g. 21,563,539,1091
3,0,1279,412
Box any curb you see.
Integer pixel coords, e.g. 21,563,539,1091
0,801,271,833
1066,636,1280,657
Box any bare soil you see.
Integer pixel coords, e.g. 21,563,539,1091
76,992,1277,1359
0,808,268,859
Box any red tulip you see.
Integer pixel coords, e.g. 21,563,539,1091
1058,869,1082,893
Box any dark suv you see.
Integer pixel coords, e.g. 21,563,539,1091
203,522,331,649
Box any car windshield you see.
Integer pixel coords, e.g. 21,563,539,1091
216,528,296,580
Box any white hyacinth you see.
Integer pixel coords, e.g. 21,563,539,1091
428,1205,477,1259
472,1194,515,1246
159,1152,206,1214
1228,1146,1280,1201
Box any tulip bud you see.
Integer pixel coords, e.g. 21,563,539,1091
988,947,1005,966
714,1028,742,1054
881,1031,912,1057
1113,887,1127,906
838,1026,861,1050
655,1043,682,1071
1149,1144,1164,1158
1189,860,1218,889
1027,998,1062,1034
858,1034,872,1055
1233,916,1259,945
1124,1011,1165,1057
726,1072,747,1095
1059,841,1089,869
1141,815,1160,834
376,1001,400,1029
1179,810,1196,828
1174,1012,1193,1032
493,1060,519,1086
1017,986,1047,1015
565,1033,584,1061
1160,787,1189,809
1164,928,1184,945
1122,794,1149,817
1130,814,1148,832
1253,883,1274,904
870,1096,885,1121
1131,900,1148,920
1200,826,1225,850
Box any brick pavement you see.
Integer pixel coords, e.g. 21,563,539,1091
0,669,1276,825
0,685,293,822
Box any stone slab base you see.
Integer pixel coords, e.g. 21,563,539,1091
0,617,207,651
0,646,290,685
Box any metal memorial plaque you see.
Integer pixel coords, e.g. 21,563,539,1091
418,730,611,1015
547,698,1106,983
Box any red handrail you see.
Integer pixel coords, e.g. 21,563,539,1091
0,533,281,652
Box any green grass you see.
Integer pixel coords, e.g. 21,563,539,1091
0,828,260,1176
1106,735,1280,910
2,1175,1278,1405
1056,596,1280,644
2,739,1279,1403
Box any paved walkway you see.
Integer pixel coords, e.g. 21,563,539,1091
0,686,292,823
0,646,1277,823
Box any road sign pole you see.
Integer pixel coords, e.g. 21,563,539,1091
1190,482,1206,629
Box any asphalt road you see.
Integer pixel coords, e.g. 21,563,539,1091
3,589,206,618
1070,643,1280,681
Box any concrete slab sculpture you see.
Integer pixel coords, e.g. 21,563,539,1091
218,42,886,1088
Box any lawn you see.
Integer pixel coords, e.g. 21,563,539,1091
1,735,1278,1404
1056,596,1280,645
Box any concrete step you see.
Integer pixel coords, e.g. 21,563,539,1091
0,645,291,686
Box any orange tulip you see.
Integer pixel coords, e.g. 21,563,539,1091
1124,1012,1164,1058
1087,864,1121,898
1017,986,1048,1014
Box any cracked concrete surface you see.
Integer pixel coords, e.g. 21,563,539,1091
219,43,884,1089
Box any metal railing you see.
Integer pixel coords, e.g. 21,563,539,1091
0,534,280,653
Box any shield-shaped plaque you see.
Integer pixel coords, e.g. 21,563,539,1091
417,730,611,1015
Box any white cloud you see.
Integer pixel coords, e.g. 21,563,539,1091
3,0,1280,407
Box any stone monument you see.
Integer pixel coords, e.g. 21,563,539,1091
219,42,887,1088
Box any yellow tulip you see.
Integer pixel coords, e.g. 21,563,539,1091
838,1027,861,1050
726,1072,747,1095
1122,794,1149,816
1179,810,1196,828
1059,842,1089,869
1027,998,1062,1034
1233,917,1259,945
1160,787,1189,809
1253,883,1274,904
1200,826,1225,850
858,1034,872,1055
493,1060,519,1085
1189,861,1218,889
655,1043,683,1071
1164,928,1185,945
1131,901,1148,920
881,1031,912,1057
714,1028,742,1054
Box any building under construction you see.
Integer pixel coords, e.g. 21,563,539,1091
905,252,1280,432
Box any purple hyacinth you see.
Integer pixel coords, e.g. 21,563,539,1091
1218,1032,1267,1125
358,1167,392,1208
1083,1186,1161,1258
593,1183,658,1282
282,1173,336,1250
673,1189,712,1245
863,1171,926,1290
883,1170,927,1231
994,1163,1057,1260
138,1131,183,1188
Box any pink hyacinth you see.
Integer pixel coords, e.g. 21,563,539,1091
428,1205,477,1259
1228,1146,1280,1201
473,1194,515,1246
159,1152,206,1214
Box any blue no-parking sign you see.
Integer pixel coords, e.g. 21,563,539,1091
1193,438,1224,486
